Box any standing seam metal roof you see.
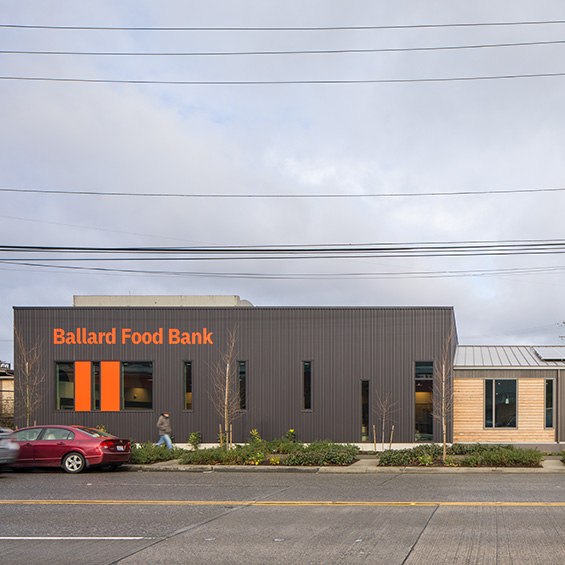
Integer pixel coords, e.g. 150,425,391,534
455,345,565,368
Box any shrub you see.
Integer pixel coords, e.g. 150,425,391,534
285,429,297,442
266,437,300,454
378,444,542,467
449,443,513,455
461,446,542,467
283,441,359,466
179,443,267,466
188,431,202,450
130,443,186,464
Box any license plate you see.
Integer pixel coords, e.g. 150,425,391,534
116,445,124,451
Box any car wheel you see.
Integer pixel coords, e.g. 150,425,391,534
62,452,86,473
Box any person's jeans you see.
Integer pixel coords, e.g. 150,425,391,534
157,434,173,450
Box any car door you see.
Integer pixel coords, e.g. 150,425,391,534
11,427,43,465
33,427,76,466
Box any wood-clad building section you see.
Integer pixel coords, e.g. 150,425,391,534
453,377,554,443
453,346,564,444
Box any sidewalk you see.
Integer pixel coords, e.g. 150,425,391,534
124,455,565,474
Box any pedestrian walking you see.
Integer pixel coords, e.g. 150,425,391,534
156,412,173,450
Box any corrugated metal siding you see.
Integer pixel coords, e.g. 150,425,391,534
13,306,456,444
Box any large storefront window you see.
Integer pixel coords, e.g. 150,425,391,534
122,362,153,410
56,362,75,410
56,361,152,411
485,379,516,428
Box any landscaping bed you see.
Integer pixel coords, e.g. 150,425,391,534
377,443,544,467
130,431,360,467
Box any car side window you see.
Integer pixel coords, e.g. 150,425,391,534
12,428,43,441
42,428,75,441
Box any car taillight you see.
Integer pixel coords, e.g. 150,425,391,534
100,440,113,449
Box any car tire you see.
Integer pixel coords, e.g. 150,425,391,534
62,452,86,474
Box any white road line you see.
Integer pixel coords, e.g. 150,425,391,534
0,536,154,540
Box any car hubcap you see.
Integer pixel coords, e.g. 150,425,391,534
66,455,82,471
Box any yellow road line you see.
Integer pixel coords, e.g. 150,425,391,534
2,499,565,507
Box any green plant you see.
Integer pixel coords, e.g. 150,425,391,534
283,441,359,466
130,443,186,464
266,437,299,454
179,443,268,466
378,444,543,468
417,454,433,466
285,428,297,442
443,455,458,467
188,431,202,450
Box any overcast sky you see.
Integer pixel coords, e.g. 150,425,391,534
2,1,565,364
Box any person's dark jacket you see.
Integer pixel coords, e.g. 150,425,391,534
157,414,172,435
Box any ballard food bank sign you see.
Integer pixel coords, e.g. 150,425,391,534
53,327,214,345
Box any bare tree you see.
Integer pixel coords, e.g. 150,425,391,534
14,330,46,427
432,329,455,461
374,390,399,451
207,328,243,449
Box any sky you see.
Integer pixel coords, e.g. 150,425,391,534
1,1,565,364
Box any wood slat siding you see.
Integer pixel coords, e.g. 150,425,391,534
453,378,554,443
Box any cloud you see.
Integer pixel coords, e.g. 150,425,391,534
1,1,565,363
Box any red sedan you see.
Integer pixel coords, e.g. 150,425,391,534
9,425,131,473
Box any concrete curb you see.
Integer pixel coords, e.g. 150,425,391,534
123,457,565,474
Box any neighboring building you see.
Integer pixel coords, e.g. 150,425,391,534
0,361,14,427
453,346,564,443
13,297,457,444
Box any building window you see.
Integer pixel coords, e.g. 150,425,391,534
56,362,75,410
238,361,247,410
485,379,516,428
546,379,554,429
184,362,192,410
122,362,153,410
92,362,100,410
303,361,312,410
361,380,369,441
415,361,433,442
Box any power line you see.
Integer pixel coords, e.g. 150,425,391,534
3,39,565,57
2,20,565,31
2,186,565,198
1,260,565,280
4,240,565,258
2,71,565,85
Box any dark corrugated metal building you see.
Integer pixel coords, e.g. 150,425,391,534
13,301,457,444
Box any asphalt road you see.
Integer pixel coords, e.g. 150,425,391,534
2,467,565,564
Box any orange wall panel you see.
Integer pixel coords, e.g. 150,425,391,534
101,361,121,411
74,361,91,412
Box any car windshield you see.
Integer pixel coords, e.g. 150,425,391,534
75,427,117,438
